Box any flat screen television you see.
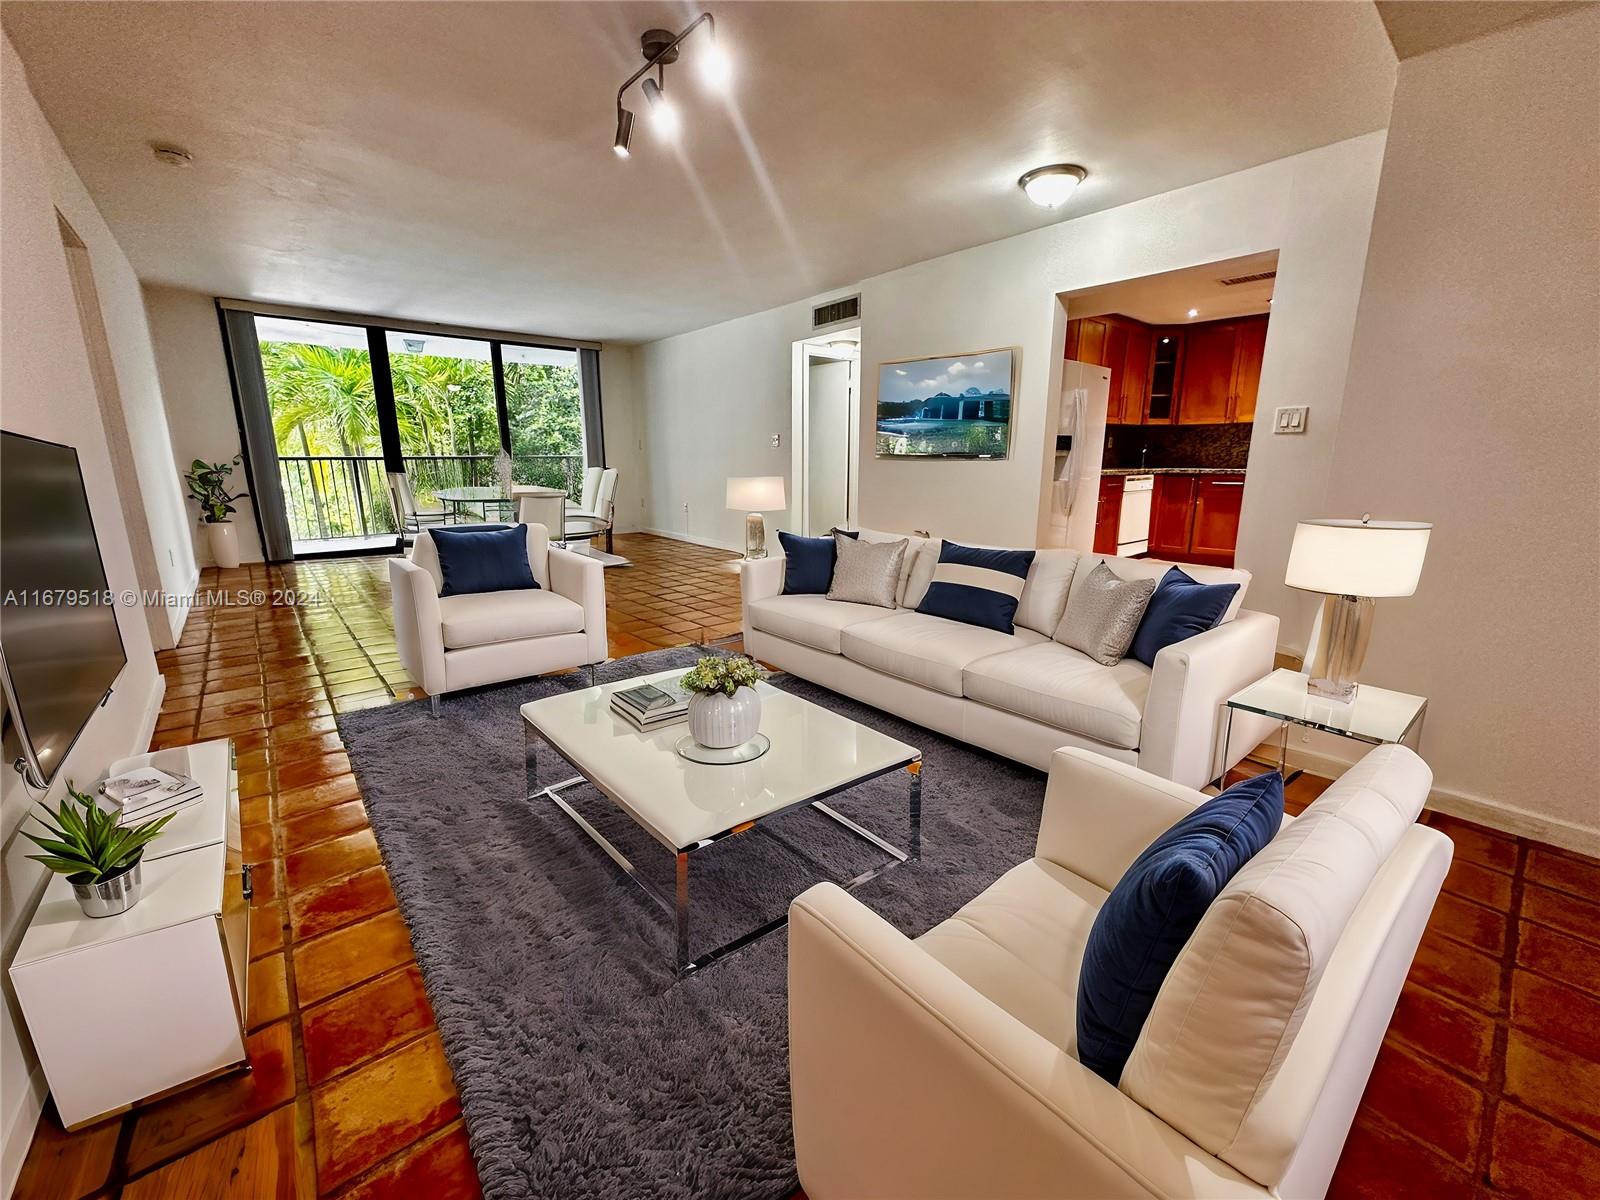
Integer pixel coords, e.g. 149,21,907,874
875,347,1017,459
0,431,127,787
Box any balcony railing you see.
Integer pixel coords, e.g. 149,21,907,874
277,453,584,545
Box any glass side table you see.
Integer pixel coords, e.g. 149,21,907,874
1216,668,1428,787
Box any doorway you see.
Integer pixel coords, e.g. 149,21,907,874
791,328,859,536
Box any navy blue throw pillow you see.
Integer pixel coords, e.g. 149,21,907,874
1128,567,1240,667
1076,771,1284,1084
430,524,538,597
778,531,839,594
916,542,1036,633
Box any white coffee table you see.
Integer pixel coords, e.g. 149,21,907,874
521,669,922,975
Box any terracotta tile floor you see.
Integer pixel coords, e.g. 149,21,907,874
16,533,1599,1198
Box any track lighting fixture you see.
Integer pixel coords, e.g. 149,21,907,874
611,13,726,157
613,107,634,158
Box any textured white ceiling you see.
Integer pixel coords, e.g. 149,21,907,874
3,2,1398,342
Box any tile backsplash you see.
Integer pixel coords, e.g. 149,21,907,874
1102,422,1253,470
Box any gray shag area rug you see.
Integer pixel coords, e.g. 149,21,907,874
336,648,1046,1200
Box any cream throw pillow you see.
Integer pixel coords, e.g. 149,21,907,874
1055,562,1157,664
828,532,906,608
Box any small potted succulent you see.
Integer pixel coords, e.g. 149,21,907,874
22,783,176,917
680,654,765,749
184,455,248,569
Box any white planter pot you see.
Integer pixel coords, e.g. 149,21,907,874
207,521,241,569
688,686,762,749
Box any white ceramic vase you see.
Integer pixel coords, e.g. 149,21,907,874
688,686,762,749
207,521,241,569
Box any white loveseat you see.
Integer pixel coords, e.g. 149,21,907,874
789,744,1452,1200
390,524,607,714
740,532,1278,788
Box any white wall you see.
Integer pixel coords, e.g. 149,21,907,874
33,82,196,643
637,133,1387,592
0,31,168,1194
142,286,266,565
637,302,803,550
1321,8,1600,850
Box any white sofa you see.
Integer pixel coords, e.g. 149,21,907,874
389,524,607,714
741,532,1278,789
789,744,1452,1200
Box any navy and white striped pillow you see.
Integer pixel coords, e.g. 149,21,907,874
916,542,1037,634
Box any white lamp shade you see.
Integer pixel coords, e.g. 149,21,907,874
726,476,786,512
1285,519,1431,598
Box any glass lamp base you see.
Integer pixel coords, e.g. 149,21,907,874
1305,593,1374,704
744,512,767,559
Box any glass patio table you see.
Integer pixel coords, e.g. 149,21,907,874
433,485,514,522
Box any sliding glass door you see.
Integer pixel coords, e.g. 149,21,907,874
503,344,585,495
385,332,498,518
255,317,395,553
222,305,604,559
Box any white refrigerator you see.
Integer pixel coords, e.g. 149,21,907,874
1041,359,1111,549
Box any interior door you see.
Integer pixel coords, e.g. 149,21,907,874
805,356,852,535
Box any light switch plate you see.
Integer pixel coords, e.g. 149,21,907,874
1273,405,1309,434
770,433,782,447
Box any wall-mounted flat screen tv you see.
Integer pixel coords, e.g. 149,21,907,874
0,431,127,787
875,348,1016,459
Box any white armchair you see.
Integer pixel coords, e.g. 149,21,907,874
789,745,1452,1200
389,523,607,715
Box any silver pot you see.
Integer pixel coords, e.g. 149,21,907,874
70,857,143,918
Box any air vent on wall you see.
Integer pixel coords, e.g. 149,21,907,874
812,294,861,329
1218,270,1277,287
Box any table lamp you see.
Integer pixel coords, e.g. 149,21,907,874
1285,516,1431,702
726,476,786,560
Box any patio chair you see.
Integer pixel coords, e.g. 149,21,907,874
565,467,617,554
386,471,446,545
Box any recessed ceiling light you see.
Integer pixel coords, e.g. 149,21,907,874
150,143,193,168
1018,164,1087,209
1187,308,1199,319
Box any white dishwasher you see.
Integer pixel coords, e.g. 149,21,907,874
1116,474,1154,556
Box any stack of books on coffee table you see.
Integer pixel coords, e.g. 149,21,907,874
611,680,691,732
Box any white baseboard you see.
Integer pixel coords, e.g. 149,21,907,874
1,1064,48,1200
1264,743,1600,858
637,526,744,555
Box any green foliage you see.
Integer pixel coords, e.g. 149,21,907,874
23,781,175,882
680,654,764,697
185,455,247,523
258,340,588,538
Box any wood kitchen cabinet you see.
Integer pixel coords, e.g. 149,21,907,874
1147,473,1246,566
1148,475,1197,558
1190,474,1247,564
1175,315,1269,425
1094,474,1123,555
1068,315,1155,425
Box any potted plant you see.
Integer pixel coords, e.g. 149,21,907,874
679,654,765,749
184,455,248,569
22,783,176,918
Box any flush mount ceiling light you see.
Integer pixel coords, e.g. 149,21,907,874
1018,163,1086,209
613,13,728,157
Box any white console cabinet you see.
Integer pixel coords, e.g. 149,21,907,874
10,739,250,1128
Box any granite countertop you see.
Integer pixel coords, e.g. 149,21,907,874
1101,466,1246,476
